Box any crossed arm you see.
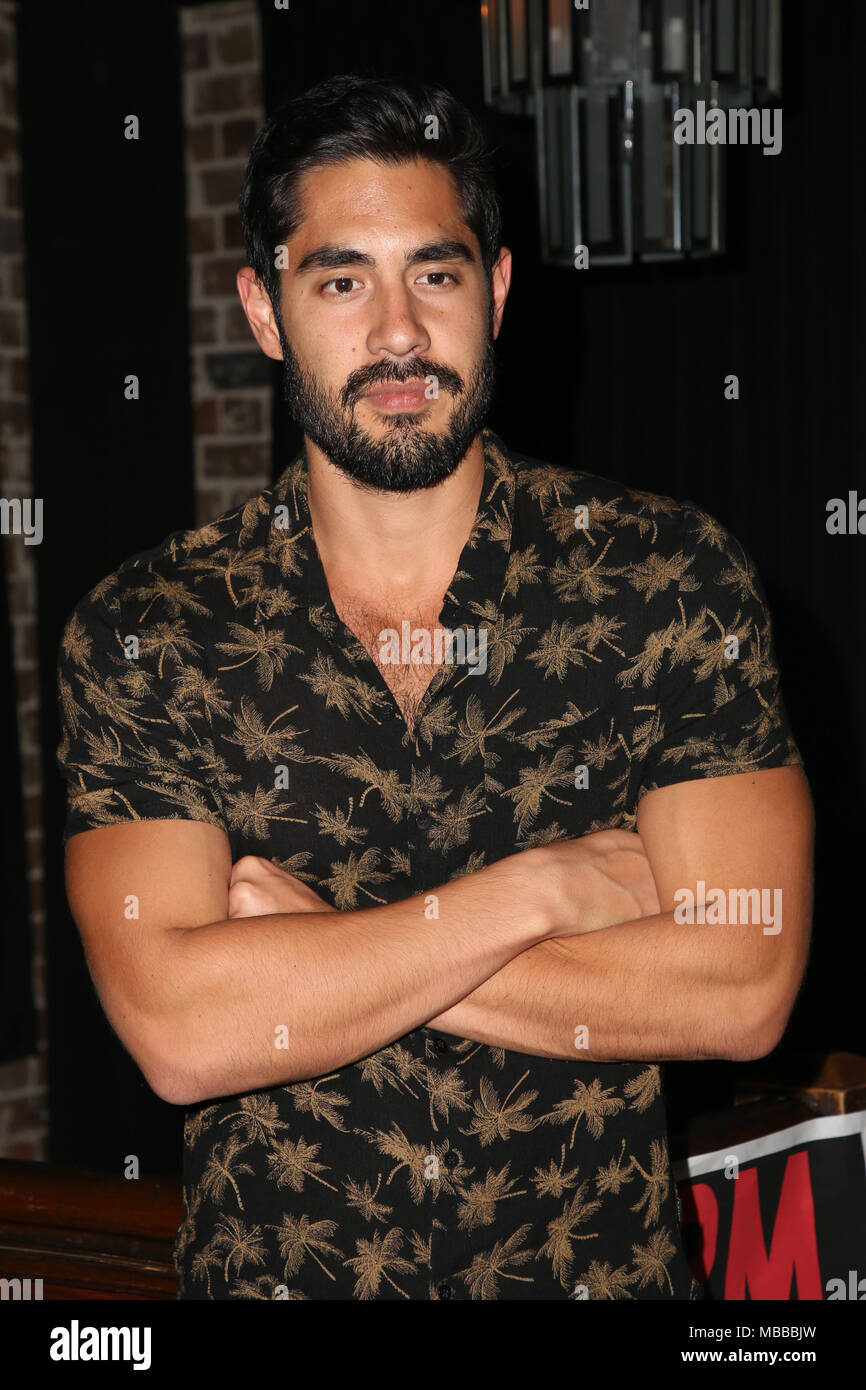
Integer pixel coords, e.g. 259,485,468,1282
425,766,813,1063
65,764,812,1101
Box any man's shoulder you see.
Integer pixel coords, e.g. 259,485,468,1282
62,480,278,636
507,443,741,564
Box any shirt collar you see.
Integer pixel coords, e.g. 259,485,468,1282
258,426,518,630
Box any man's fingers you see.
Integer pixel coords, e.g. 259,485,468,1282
230,854,281,886
227,881,263,918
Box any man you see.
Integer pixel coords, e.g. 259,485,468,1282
57,75,812,1301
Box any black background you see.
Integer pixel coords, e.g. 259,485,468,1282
10,0,865,1171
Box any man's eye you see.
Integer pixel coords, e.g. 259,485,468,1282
417,271,457,286
321,277,362,295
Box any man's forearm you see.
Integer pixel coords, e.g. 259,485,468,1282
426,910,774,1063
153,854,548,1103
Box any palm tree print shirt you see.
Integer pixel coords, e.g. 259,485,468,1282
56,428,803,1300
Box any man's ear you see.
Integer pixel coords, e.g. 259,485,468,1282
236,267,284,362
490,246,512,341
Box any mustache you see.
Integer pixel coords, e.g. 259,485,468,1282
341,358,464,408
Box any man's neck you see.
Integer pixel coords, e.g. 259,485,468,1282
303,431,486,606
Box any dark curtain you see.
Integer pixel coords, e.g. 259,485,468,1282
17,0,194,1166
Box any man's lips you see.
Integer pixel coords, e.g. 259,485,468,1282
362,382,430,411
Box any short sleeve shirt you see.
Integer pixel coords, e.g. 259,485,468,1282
56,428,803,1300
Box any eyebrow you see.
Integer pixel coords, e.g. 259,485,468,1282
294,239,477,274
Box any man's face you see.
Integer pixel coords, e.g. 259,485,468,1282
273,157,506,493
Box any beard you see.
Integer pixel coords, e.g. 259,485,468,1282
276,312,497,494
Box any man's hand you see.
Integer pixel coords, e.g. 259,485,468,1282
228,856,337,919
531,828,661,937
425,765,813,1062
228,829,660,940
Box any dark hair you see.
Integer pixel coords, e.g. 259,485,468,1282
239,73,502,333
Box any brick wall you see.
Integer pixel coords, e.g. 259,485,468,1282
0,0,273,1157
181,0,272,526
0,1,48,1159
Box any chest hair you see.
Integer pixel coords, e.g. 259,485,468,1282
331,593,451,732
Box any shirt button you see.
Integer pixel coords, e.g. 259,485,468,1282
443,1150,460,1169
416,814,433,832
437,1282,452,1300
433,1037,448,1053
